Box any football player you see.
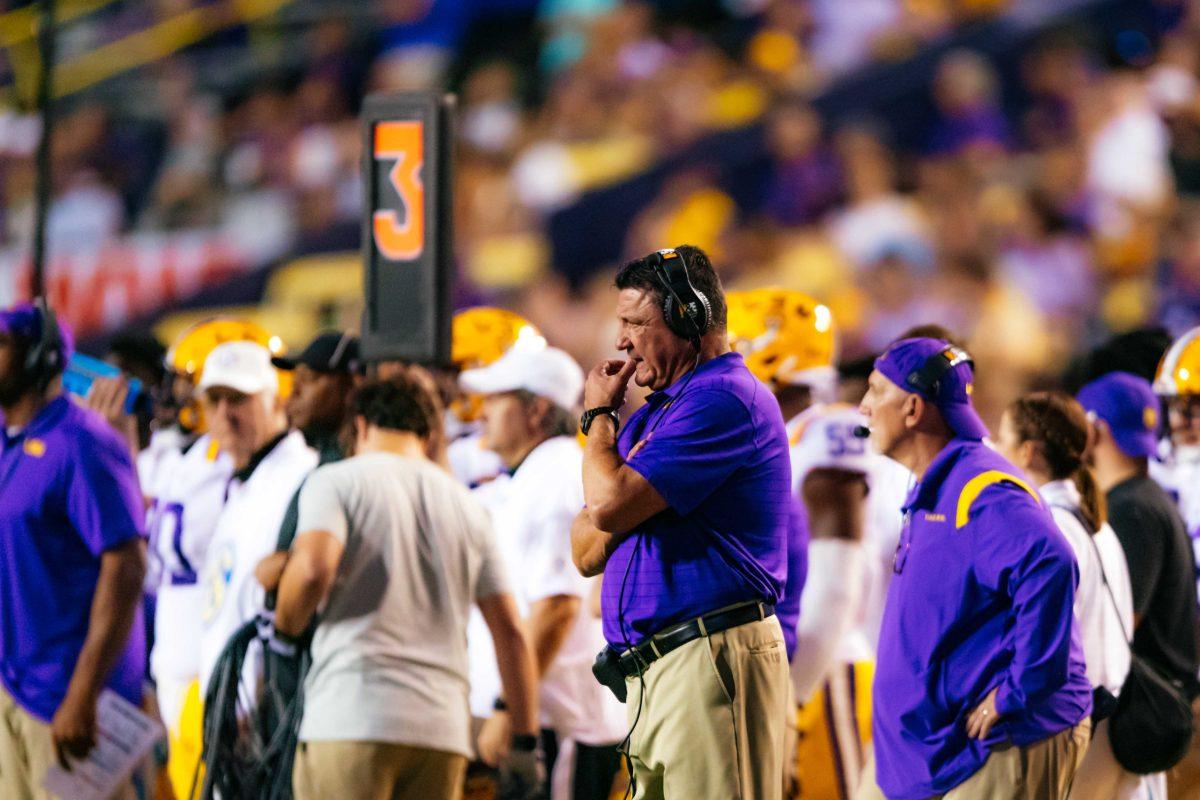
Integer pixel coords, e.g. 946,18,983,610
1153,326,1200,595
727,288,909,800
145,319,282,800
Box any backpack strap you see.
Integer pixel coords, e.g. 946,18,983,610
1052,503,1133,647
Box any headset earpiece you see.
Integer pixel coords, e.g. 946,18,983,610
24,298,63,388
905,345,972,398
647,248,711,344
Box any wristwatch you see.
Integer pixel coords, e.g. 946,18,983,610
580,406,619,436
510,733,539,753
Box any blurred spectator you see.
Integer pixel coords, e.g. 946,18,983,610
761,99,841,226
806,0,903,76
927,50,1011,158
47,170,124,254
828,128,932,271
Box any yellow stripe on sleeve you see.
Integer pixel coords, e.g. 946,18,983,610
955,470,1041,528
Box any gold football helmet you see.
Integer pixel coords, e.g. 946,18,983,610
1156,326,1200,398
166,318,286,432
726,288,835,387
451,308,545,422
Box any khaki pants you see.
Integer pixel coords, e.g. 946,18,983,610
0,682,135,800
624,615,790,800
1167,696,1200,800
293,740,468,800
855,721,1090,800
1067,719,1143,800
942,720,1091,800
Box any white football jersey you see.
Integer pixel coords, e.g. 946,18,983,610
198,431,316,693
466,437,625,744
1152,444,1200,601
139,427,193,593
148,434,234,686
138,427,190,504
788,404,911,662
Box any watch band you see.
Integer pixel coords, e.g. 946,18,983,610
580,406,619,436
511,733,539,752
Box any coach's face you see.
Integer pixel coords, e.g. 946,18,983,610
615,288,693,392
202,386,285,468
859,370,916,460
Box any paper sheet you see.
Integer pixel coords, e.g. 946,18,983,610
42,689,164,800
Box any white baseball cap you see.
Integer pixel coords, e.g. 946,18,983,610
459,346,584,412
197,341,279,396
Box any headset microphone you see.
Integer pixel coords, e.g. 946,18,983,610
852,425,870,439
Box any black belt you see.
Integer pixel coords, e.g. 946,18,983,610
617,601,775,677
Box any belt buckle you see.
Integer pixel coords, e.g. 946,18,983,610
622,644,650,675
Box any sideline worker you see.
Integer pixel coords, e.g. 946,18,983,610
0,301,147,799
271,376,542,800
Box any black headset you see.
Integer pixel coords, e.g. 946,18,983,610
645,248,712,346
23,297,64,388
905,344,973,398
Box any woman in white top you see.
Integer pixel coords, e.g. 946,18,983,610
997,391,1141,800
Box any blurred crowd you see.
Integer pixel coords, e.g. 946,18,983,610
4,0,1200,428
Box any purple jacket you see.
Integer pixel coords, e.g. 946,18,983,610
873,439,1091,799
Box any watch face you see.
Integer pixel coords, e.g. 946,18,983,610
580,407,614,435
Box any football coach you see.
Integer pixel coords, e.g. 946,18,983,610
571,245,792,800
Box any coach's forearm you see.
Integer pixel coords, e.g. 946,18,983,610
65,539,145,704
571,509,628,577
582,415,624,510
583,416,670,534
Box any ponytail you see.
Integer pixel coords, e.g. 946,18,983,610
1072,464,1107,533
1008,391,1102,532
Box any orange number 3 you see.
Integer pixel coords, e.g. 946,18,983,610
373,121,425,262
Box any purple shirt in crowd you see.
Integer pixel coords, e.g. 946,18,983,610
0,396,145,721
873,439,1091,800
601,352,791,647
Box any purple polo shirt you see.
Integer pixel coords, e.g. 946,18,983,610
0,396,145,722
873,439,1091,800
601,352,791,647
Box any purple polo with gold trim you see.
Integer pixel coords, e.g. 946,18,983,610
600,351,791,648
0,396,145,721
873,438,1092,799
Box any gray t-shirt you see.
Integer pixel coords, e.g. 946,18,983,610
295,451,509,755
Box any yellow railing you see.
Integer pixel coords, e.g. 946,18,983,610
4,0,294,105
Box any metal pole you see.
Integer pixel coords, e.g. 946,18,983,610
31,0,56,300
